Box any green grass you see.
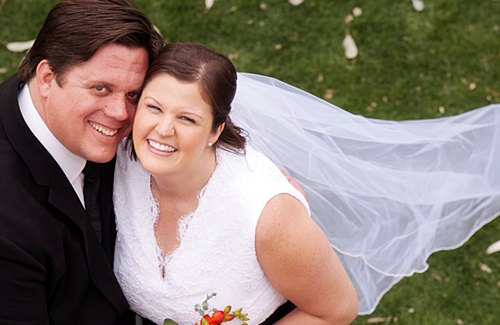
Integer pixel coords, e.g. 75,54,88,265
1,0,500,323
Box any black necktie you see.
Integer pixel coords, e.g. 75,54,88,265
83,161,102,242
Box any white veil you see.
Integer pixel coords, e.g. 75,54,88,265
231,73,500,314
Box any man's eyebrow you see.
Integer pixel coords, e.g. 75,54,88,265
82,79,109,86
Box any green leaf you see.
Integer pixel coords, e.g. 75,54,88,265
163,319,179,325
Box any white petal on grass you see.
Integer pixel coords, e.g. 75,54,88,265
431,273,442,281
352,7,362,17
205,0,214,11
479,263,492,273
343,31,358,59
367,317,388,323
486,240,500,255
345,14,354,24
0,68,7,74
288,0,304,6
6,40,35,52
153,25,162,37
412,0,425,11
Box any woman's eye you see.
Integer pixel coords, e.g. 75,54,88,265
147,105,161,112
180,116,195,123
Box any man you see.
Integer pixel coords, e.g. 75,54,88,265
0,0,162,323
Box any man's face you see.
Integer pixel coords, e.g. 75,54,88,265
39,43,149,163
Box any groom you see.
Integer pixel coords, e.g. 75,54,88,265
0,0,162,324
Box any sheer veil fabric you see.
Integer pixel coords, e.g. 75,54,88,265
231,73,500,314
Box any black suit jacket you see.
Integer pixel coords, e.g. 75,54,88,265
0,75,132,324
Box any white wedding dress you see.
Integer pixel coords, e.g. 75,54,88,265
229,73,500,314
113,145,308,325
114,72,500,319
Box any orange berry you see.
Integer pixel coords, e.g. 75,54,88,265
223,314,235,322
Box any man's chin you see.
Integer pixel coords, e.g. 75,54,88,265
84,146,120,163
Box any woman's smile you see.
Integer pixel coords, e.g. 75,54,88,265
147,139,177,153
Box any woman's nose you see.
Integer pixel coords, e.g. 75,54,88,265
155,117,175,136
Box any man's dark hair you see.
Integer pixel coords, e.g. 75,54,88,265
18,0,163,84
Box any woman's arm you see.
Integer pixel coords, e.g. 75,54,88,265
256,194,359,324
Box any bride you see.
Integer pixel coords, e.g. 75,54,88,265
114,41,500,322
113,42,359,325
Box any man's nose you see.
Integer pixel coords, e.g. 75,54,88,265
103,96,130,121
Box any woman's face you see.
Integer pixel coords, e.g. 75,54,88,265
133,73,222,177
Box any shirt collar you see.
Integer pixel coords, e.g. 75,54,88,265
18,83,86,184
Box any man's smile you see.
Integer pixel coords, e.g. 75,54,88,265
90,121,118,136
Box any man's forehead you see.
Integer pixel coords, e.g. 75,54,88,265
68,46,149,87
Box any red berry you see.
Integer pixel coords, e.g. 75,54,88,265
211,310,224,323
200,315,212,325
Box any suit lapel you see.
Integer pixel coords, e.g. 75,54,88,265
0,75,88,232
48,180,130,314
0,75,129,314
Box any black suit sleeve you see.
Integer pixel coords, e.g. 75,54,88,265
0,235,49,325
259,300,296,325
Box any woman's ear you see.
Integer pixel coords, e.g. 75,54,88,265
36,59,56,98
209,122,225,146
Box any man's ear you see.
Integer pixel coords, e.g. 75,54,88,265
35,59,56,98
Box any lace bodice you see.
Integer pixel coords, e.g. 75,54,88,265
113,144,309,325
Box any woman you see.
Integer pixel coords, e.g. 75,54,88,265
113,42,359,325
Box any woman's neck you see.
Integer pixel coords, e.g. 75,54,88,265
150,150,218,202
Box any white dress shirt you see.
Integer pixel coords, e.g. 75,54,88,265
18,84,87,207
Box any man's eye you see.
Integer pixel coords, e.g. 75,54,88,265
127,92,139,98
95,86,105,92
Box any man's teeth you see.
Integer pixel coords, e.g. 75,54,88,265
148,140,176,152
90,122,118,136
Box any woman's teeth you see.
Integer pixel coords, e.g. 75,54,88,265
148,140,176,152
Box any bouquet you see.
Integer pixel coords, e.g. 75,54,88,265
163,293,250,325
